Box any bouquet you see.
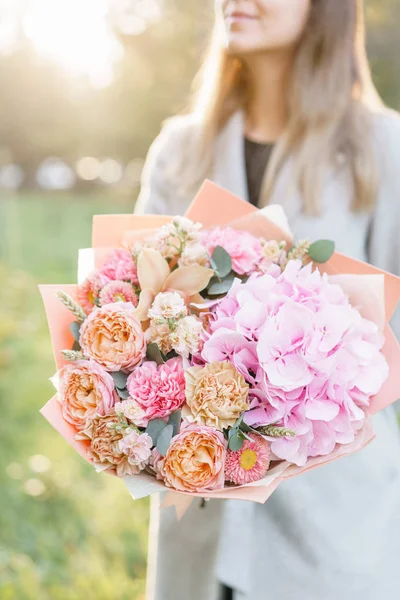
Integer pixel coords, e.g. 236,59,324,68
40,181,400,516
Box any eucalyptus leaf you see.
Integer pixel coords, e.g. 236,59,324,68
156,424,174,456
308,240,335,264
209,255,218,272
168,411,181,437
228,427,238,439
69,321,81,343
72,340,81,352
146,419,168,445
228,433,245,452
116,387,130,400
239,421,252,433
146,343,165,365
212,246,232,278
207,272,235,296
111,371,128,389
162,350,179,362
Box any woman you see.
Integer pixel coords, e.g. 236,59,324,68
136,1,400,599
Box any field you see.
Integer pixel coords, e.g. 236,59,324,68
0,193,149,600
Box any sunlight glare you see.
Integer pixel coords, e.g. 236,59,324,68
22,0,123,87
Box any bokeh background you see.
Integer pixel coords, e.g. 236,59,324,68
0,1,399,598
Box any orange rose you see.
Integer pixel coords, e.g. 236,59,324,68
79,302,146,372
160,422,226,492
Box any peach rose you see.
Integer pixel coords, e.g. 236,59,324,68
160,422,226,492
184,361,249,430
77,411,151,477
79,302,146,372
58,360,116,430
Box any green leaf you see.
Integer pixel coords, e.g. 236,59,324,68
307,240,335,264
156,424,174,456
69,321,81,343
111,371,129,389
146,343,165,365
228,432,245,452
145,419,168,445
209,255,218,272
162,350,179,362
116,387,129,400
207,272,235,296
168,411,181,437
212,246,232,278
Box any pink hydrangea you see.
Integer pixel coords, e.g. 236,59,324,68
99,280,138,307
99,249,138,283
126,358,186,425
202,227,264,275
205,260,389,466
225,433,271,485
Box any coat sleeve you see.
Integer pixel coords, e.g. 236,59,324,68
368,110,400,338
134,122,175,215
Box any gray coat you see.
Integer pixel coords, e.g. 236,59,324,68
136,110,400,600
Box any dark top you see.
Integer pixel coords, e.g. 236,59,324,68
244,137,274,207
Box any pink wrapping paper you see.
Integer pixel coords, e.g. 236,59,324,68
40,180,400,514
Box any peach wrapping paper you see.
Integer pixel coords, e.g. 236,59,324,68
40,180,400,515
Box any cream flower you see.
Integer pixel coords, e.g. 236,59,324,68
261,240,286,263
146,321,173,355
114,399,147,428
178,242,209,268
170,315,204,357
148,291,187,321
184,361,249,430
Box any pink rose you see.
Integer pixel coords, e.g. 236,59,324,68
126,358,186,425
58,360,116,430
79,302,146,372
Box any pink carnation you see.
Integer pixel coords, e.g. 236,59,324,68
126,358,186,425
99,249,138,284
118,430,152,474
99,280,138,307
76,272,110,314
202,227,263,275
225,433,271,485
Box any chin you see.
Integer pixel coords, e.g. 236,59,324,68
225,36,265,56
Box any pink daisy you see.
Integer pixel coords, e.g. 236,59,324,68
76,272,109,314
225,433,271,485
99,280,138,307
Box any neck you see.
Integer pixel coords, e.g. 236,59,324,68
242,51,293,144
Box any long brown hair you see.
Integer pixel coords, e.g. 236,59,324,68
180,0,382,213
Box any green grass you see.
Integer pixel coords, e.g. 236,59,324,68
0,192,149,600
